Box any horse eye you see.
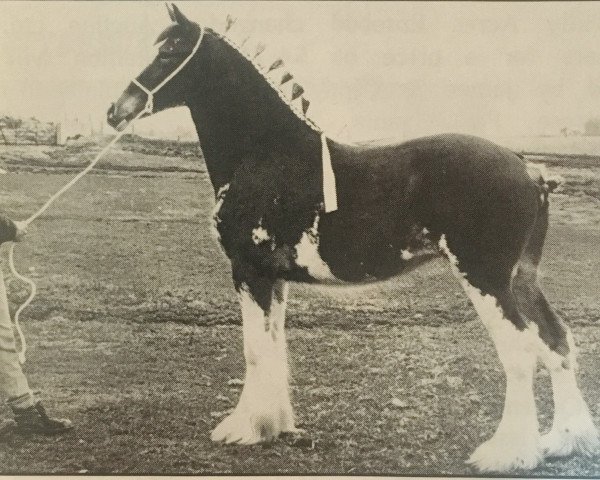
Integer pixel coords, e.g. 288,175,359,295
158,46,174,59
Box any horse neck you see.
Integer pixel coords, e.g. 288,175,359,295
186,33,321,193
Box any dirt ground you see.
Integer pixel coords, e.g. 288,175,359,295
0,141,599,475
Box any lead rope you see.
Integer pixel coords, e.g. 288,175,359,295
7,109,146,364
7,26,205,364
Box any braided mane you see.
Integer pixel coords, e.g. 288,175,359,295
211,22,323,135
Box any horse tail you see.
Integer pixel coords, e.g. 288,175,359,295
525,161,563,205
545,176,563,193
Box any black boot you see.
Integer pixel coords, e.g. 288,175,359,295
12,402,73,435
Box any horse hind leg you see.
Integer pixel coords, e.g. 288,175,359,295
536,320,600,459
440,236,542,472
468,287,543,472
513,213,599,458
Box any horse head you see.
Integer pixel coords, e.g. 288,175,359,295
106,4,202,131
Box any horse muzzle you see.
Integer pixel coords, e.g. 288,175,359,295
106,103,130,131
106,91,148,131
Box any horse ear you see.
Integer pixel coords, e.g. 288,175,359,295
171,4,192,27
225,14,236,32
165,2,176,22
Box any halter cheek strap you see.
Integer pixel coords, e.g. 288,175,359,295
131,78,155,115
132,25,205,114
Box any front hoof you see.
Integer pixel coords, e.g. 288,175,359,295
467,435,542,473
540,429,573,459
211,411,279,445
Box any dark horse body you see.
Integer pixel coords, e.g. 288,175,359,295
107,5,598,473
220,133,538,294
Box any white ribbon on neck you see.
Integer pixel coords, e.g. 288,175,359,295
321,133,338,213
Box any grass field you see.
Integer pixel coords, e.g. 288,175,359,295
0,140,599,475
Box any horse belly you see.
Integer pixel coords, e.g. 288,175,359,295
305,212,434,283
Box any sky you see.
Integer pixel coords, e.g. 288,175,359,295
2,2,600,142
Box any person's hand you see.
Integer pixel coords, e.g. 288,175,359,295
13,221,27,242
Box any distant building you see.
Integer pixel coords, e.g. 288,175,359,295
560,127,582,137
0,115,58,145
584,117,600,136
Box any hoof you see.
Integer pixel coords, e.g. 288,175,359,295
467,434,542,472
541,426,600,459
211,405,296,445
211,411,271,445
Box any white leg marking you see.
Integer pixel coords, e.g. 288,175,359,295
211,280,295,444
539,331,599,458
294,214,336,281
266,280,301,434
440,235,542,472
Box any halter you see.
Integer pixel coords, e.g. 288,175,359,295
131,26,205,115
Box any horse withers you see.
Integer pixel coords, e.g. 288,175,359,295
106,4,599,472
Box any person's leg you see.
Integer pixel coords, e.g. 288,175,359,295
0,266,72,435
0,267,35,406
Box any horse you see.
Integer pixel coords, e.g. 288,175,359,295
106,4,599,472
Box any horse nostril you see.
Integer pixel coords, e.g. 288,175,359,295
107,103,116,119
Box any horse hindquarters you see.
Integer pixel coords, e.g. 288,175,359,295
211,274,298,444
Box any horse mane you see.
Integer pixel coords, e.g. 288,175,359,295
210,22,323,135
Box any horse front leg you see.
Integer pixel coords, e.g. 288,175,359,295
211,276,296,444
